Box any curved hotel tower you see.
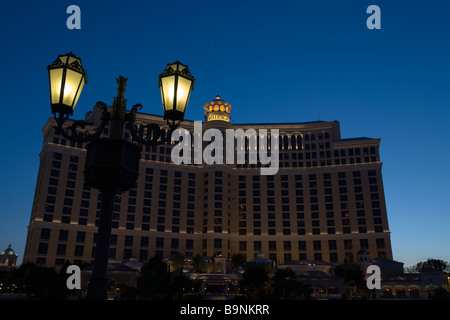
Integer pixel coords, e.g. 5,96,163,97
24,95,392,267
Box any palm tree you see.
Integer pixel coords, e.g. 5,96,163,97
271,268,306,299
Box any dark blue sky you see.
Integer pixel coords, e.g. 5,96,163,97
1,0,449,267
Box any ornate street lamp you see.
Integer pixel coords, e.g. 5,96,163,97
46,53,194,300
159,61,195,127
47,52,87,118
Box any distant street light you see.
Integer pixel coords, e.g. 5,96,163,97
47,52,195,300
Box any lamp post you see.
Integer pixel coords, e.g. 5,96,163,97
47,53,195,300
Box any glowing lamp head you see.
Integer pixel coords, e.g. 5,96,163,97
158,61,194,127
47,52,87,117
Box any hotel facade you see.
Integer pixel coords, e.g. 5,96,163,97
24,95,393,268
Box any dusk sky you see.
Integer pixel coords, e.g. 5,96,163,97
0,0,449,268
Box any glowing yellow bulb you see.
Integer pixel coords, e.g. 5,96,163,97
64,83,74,96
168,85,186,101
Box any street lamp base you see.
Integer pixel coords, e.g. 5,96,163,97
86,278,109,300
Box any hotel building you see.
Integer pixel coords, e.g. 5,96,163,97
24,95,393,268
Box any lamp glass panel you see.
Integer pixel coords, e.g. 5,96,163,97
169,63,179,71
161,75,176,112
49,68,63,104
72,77,85,109
59,54,69,63
62,69,83,107
175,76,192,112
67,56,80,65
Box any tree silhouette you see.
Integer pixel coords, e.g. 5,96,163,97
3,262,74,299
169,252,186,271
230,253,247,270
240,263,269,299
271,268,306,299
168,274,192,300
329,263,366,298
414,259,450,272
191,253,202,272
137,256,170,299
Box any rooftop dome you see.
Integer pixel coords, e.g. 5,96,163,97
1,244,16,256
123,258,144,271
249,251,274,264
204,95,232,122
